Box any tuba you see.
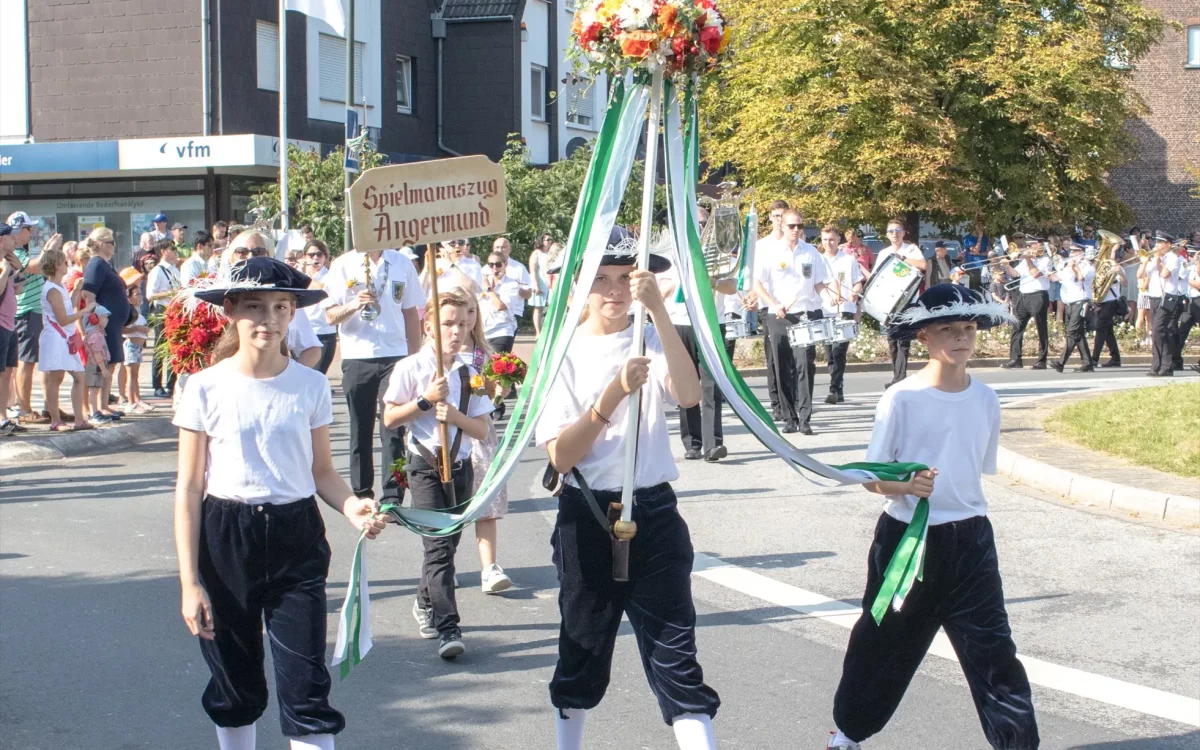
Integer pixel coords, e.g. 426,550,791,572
699,182,747,283
1091,229,1125,304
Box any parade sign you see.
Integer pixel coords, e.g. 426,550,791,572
348,155,506,253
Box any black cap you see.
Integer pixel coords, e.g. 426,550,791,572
1153,230,1176,245
194,257,327,308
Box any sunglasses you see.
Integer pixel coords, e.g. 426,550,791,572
786,223,803,230
487,261,505,268
305,252,324,258
233,247,270,257
886,228,904,234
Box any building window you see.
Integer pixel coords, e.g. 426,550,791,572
1188,26,1200,68
256,22,279,92
565,76,595,129
319,33,366,104
396,55,413,114
530,65,546,121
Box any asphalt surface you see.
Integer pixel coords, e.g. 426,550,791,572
2,364,1198,749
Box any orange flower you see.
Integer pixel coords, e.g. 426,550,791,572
718,26,731,53
619,30,657,59
656,3,679,35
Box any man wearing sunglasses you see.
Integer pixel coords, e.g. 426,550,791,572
491,237,533,317
872,219,927,387
481,251,523,355
755,199,792,420
754,209,828,434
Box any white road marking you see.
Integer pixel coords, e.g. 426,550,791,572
691,552,1200,728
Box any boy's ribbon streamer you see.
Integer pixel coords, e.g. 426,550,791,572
331,502,396,679
661,79,931,622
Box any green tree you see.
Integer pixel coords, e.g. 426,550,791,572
704,0,1167,234
250,145,387,256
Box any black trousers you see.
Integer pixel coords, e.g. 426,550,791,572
1150,297,1180,375
1090,299,1123,364
765,310,820,427
762,317,779,414
550,482,720,724
341,356,405,502
1176,298,1199,367
1009,290,1049,366
701,326,736,453
409,455,474,634
675,325,703,451
888,339,909,384
825,312,854,393
1057,301,1091,368
197,497,344,737
487,335,515,354
151,318,178,393
834,514,1038,749
314,332,338,375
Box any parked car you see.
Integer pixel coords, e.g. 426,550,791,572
918,238,962,260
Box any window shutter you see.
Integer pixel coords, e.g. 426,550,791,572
257,22,279,92
319,34,366,103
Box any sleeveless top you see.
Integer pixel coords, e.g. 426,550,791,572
40,280,75,328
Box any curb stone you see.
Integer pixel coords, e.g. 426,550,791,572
1,417,177,464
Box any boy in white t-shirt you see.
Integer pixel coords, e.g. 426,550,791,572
827,283,1039,750
382,289,494,661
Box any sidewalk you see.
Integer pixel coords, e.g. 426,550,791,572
996,386,1199,526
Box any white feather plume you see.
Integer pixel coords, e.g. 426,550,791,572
890,298,1014,328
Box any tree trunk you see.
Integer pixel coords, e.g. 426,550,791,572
904,210,921,245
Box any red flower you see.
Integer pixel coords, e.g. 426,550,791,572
188,328,209,347
699,25,722,55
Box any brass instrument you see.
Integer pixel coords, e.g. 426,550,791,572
1090,229,1126,304
699,182,750,283
360,251,381,321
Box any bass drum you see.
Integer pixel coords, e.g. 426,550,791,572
860,254,923,325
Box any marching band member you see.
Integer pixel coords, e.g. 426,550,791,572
1176,244,1200,373
759,200,791,420
755,209,828,434
872,219,926,388
819,225,863,405
1090,247,1125,368
826,283,1038,750
1001,236,1052,370
174,257,387,750
1050,243,1095,373
491,237,534,322
1146,232,1182,377
535,243,720,750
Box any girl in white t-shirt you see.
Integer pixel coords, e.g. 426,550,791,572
173,257,386,750
534,248,719,750
826,283,1038,750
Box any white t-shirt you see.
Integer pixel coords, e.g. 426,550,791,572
322,249,423,360
536,324,679,492
382,346,494,461
180,254,210,285
505,257,533,317
753,235,783,310
304,267,336,335
1187,261,1200,299
147,262,180,302
873,243,923,275
864,376,1000,526
172,358,334,504
1015,256,1052,294
756,239,828,314
480,274,522,339
286,311,321,357
1056,260,1094,304
820,250,864,315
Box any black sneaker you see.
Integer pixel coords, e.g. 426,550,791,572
824,393,838,404
1030,362,1047,370
782,421,800,434
412,598,437,639
1000,361,1022,369
836,392,845,403
438,628,465,660
704,445,728,463
1050,361,1064,373
1075,365,1094,373
1100,360,1121,368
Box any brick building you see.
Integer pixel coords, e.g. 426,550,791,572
1108,2,1200,234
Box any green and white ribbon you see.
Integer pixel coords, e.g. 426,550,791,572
661,79,930,623
331,502,396,679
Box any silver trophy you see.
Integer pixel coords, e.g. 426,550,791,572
700,182,746,283
360,253,381,321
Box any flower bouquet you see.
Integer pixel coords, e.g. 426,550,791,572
153,296,228,377
569,0,729,82
389,456,409,492
483,352,528,406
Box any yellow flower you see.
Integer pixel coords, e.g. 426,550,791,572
345,278,357,289
779,261,788,269
470,374,485,390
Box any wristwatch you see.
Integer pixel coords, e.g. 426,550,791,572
416,396,433,412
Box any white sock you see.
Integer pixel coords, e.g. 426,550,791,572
672,713,716,750
555,708,588,750
290,735,335,750
215,725,255,750
829,730,859,748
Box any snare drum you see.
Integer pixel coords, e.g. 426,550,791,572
830,319,859,343
725,318,755,340
786,318,833,347
861,254,923,325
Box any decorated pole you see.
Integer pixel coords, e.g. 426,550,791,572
425,244,452,483
612,67,664,582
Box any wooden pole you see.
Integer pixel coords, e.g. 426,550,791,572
425,245,452,483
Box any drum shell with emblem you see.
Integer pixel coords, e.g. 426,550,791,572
861,254,922,325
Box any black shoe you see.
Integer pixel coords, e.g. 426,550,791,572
799,425,815,436
107,394,119,405
1074,365,1095,373
704,445,728,463
782,421,800,434
771,409,783,421
153,388,168,398
1030,362,1047,370
1146,371,1172,377
1050,361,1064,373
883,381,895,390
1191,363,1200,374
837,392,845,403
1172,363,1184,371
1100,360,1121,368
412,598,437,639
684,448,702,460
1000,361,1022,369
824,392,838,405
438,628,465,660
493,401,506,421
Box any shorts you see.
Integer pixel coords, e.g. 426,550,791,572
1048,281,1061,302
86,359,104,389
0,326,17,372
15,311,42,363
124,340,144,366
1138,294,1152,311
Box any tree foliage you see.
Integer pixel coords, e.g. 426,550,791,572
250,145,387,256
703,0,1167,233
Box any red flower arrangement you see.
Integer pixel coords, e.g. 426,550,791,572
154,297,228,376
389,457,409,491
483,352,528,405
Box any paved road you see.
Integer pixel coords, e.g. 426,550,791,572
2,364,1198,749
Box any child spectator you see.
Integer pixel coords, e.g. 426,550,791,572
82,305,112,379
118,267,152,413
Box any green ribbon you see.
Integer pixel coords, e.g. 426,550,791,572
331,502,396,679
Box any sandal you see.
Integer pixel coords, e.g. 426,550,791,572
71,423,95,431
50,422,71,432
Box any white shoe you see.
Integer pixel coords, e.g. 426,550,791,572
481,563,512,594
827,731,861,749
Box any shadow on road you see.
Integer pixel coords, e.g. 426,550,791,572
1070,733,1200,749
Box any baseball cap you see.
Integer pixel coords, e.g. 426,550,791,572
153,213,169,223
171,223,187,230
933,240,946,248
6,211,36,229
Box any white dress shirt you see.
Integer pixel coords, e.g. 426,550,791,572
1056,259,1094,304
820,250,864,315
1159,252,1184,296
757,239,828,314
480,273,522,339
1016,257,1052,294
504,257,533,317
146,262,180,303
873,243,924,274
322,249,423,360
